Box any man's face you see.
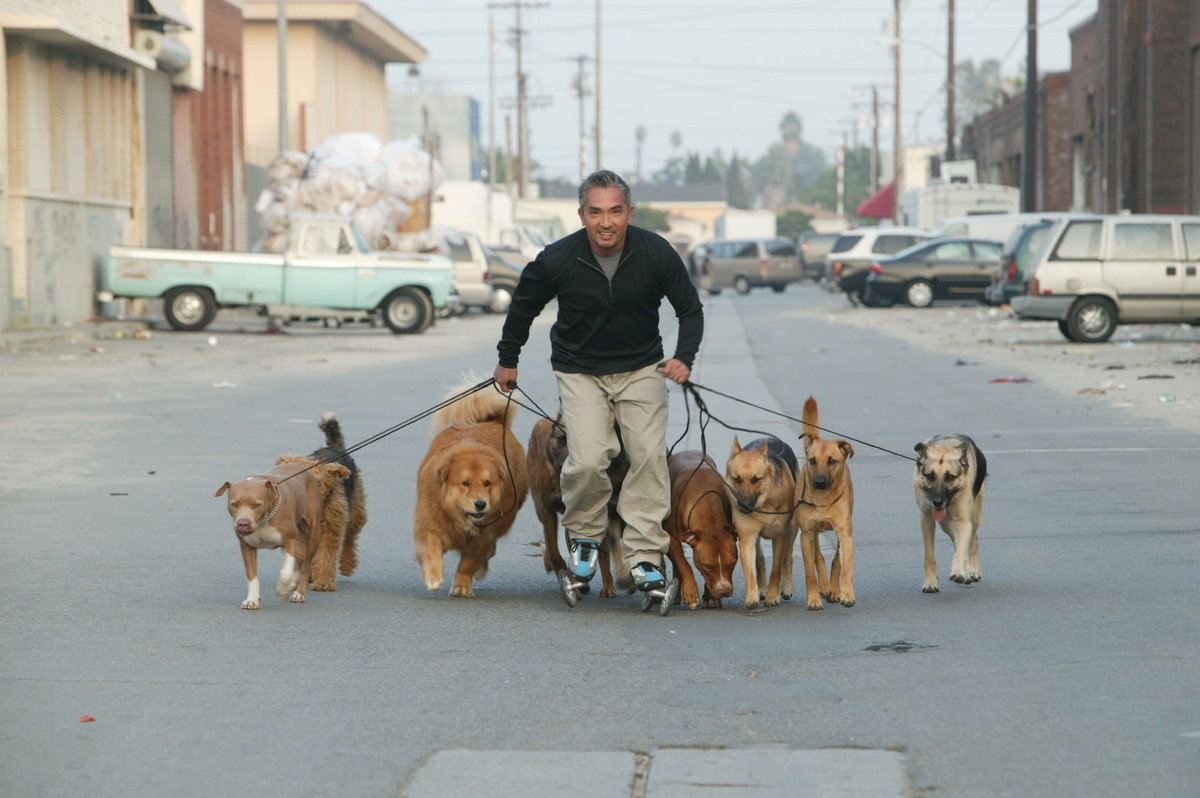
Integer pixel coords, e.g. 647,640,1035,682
578,186,634,257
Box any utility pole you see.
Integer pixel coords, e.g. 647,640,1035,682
893,0,902,223
594,0,602,171
572,55,591,182
946,0,956,161
1023,0,1037,211
490,1,548,199
488,13,496,223
872,86,880,194
276,0,288,152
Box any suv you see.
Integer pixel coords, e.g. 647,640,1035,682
826,227,930,303
1011,214,1200,342
705,237,802,294
983,221,1054,306
797,231,840,282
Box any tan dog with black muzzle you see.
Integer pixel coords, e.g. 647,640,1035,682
913,434,988,592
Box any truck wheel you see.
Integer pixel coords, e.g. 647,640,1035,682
1066,296,1117,343
905,279,934,308
488,285,514,314
734,275,752,295
163,287,217,331
381,288,430,334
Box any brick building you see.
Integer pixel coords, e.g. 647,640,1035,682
961,0,1200,215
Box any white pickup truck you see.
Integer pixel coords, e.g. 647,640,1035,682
100,215,457,334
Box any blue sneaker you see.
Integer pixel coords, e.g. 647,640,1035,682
630,561,666,592
567,537,600,582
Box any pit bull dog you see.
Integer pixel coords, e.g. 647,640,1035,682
665,450,738,609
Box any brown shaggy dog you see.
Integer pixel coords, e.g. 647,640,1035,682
414,380,528,597
794,396,856,610
526,413,625,597
216,455,350,609
307,413,368,591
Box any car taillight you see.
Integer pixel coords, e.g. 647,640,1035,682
1031,278,1041,295
833,261,843,277
869,262,882,274
801,241,809,253
1006,256,1017,282
760,258,768,277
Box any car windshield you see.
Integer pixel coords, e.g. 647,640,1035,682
830,235,862,253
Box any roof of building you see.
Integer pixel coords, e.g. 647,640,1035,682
243,1,426,64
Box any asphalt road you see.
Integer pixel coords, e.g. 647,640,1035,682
1,285,1197,797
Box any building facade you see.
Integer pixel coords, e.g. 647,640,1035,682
388,93,481,182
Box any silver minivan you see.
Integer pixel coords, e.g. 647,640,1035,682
704,237,802,294
1011,214,1200,342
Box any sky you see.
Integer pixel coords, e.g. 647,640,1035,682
374,0,1098,183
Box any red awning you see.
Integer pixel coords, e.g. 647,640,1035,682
855,182,895,219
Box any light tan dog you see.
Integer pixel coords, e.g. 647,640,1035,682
794,396,857,610
525,414,623,596
913,434,987,592
725,435,799,610
216,455,350,609
414,380,528,597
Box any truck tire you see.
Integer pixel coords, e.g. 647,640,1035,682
381,288,430,334
1065,296,1117,343
734,275,752,295
163,286,217,331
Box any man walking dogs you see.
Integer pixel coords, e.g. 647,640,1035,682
494,170,704,610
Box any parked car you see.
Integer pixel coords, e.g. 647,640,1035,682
983,221,1055,306
826,227,931,303
705,237,802,294
101,214,456,334
433,228,495,315
862,237,1003,307
1011,214,1200,342
797,231,840,281
484,247,523,314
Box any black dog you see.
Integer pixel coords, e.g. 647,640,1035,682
309,413,368,583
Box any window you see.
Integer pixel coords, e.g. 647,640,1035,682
734,242,757,258
303,225,350,255
875,235,921,255
765,240,797,257
1183,224,1200,261
445,236,473,263
930,241,971,260
1051,220,1101,260
829,235,862,254
972,241,1003,260
1111,223,1175,260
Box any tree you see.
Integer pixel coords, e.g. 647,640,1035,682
632,205,670,232
955,59,1006,128
726,154,749,209
776,208,813,240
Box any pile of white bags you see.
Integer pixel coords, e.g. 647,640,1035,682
254,132,444,252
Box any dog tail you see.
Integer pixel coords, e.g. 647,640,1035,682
319,412,347,450
432,376,517,434
801,396,820,441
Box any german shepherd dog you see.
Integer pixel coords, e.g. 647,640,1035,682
913,434,988,593
725,436,799,610
525,414,626,597
794,397,856,610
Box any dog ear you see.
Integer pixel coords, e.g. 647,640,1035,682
681,529,700,547
914,442,927,457
838,440,855,459
436,461,451,485
215,481,232,497
799,432,814,451
729,435,742,455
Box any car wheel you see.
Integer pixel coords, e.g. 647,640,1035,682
1065,296,1117,343
864,289,895,308
380,288,430,334
488,285,514,314
734,275,752,295
770,283,786,293
1057,320,1071,339
905,279,934,308
163,286,217,331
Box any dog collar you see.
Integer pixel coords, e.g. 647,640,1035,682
257,493,283,530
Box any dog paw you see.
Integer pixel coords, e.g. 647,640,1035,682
806,596,825,611
288,591,306,603
922,583,940,593
950,571,971,585
840,596,856,608
240,600,260,610
448,585,475,598
599,585,616,598
311,581,337,592
682,586,701,608
764,593,782,608
703,598,723,609
424,578,444,592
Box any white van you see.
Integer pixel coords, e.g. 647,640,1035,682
1011,214,1200,342
934,213,1078,245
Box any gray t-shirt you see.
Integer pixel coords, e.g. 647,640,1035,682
595,250,622,280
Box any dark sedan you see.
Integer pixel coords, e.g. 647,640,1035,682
862,237,1003,308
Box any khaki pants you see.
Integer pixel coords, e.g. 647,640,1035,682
554,364,670,572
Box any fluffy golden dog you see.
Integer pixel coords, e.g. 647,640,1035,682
414,380,528,597
913,433,987,592
794,396,856,610
725,435,799,610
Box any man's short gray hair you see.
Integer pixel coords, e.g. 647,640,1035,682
578,169,633,208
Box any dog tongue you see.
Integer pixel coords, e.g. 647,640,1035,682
931,507,947,522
